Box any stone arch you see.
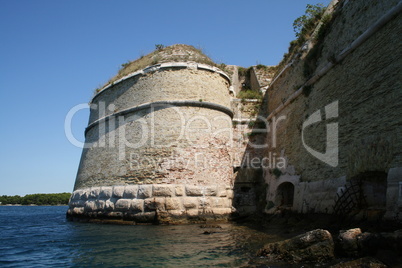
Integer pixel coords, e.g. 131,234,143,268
276,182,295,207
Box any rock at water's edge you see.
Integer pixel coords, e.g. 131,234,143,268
257,229,334,263
336,228,362,257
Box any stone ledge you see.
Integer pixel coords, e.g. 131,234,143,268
85,100,234,135
92,62,231,101
68,184,234,223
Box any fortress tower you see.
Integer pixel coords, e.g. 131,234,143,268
67,45,235,223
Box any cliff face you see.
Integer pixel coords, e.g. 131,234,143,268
258,0,401,218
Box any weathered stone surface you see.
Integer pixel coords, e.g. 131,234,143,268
69,200,84,208
144,198,165,211
165,197,182,210
138,185,153,199
169,210,185,216
205,186,217,196
141,212,156,222
89,188,100,199
104,200,115,211
74,57,233,192
226,190,234,199
123,185,138,198
108,211,123,218
99,187,113,199
80,188,90,200
72,207,84,215
113,186,125,198
131,199,144,212
217,186,227,197
257,229,334,263
262,0,402,215
84,200,97,212
70,190,83,201
336,228,362,257
211,197,232,208
182,197,198,209
96,200,105,210
153,185,174,197
211,208,231,215
186,209,200,216
198,197,210,208
175,185,184,196
115,199,131,211
185,186,204,196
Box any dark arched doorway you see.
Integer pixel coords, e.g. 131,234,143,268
276,182,294,207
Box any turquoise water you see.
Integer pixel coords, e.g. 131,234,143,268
0,206,282,267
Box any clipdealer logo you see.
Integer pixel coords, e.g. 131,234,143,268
301,100,339,167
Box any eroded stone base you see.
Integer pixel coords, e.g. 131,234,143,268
67,184,234,224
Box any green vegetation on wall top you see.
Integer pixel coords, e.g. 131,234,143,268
274,3,329,78
237,89,263,100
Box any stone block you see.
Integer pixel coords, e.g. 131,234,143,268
72,207,84,215
217,186,227,197
89,187,100,199
96,200,105,210
144,198,166,211
105,200,115,211
205,186,217,196
113,186,125,198
138,185,153,198
99,187,113,199
80,188,90,200
108,211,123,218
175,185,184,196
169,210,185,216
212,208,232,215
198,197,210,208
84,200,97,211
185,185,203,196
183,197,198,209
131,199,144,212
69,200,84,208
153,185,174,197
186,209,199,216
165,197,182,210
70,190,82,201
123,185,138,198
137,212,156,222
115,199,132,211
211,197,232,208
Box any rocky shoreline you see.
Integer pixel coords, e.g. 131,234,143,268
235,212,402,267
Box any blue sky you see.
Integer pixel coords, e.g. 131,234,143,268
0,0,330,196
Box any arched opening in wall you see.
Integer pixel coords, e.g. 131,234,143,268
276,182,294,208
353,171,387,209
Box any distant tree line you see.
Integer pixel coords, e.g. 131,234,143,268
0,193,71,205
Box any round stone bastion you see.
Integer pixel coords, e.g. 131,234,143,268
67,45,235,224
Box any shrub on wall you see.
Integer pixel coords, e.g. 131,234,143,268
237,90,262,100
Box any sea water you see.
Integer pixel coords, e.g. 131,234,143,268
0,206,284,267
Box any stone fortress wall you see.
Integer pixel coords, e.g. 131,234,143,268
260,0,402,219
68,46,236,223
68,0,402,223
